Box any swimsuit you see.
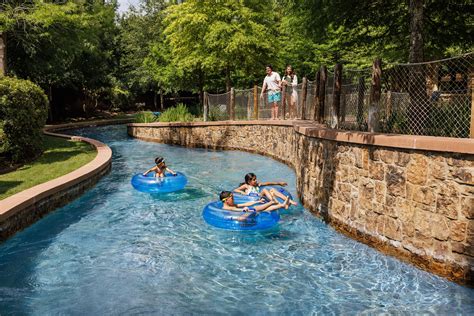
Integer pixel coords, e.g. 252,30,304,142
247,185,260,196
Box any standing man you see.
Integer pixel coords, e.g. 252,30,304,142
260,64,281,120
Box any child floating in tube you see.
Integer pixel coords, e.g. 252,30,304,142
220,191,290,221
233,173,297,209
143,156,177,178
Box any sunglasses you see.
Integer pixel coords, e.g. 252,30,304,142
221,194,233,202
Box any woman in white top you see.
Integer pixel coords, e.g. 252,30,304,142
260,64,281,120
282,65,298,119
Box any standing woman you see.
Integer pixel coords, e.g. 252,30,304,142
260,64,281,120
282,65,298,119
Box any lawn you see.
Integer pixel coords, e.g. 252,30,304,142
0,135,97,200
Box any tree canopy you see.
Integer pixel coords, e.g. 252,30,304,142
0,0,472,118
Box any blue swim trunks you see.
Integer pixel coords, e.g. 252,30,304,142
267,91,281,103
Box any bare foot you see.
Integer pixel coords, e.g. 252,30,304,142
290,199,298,206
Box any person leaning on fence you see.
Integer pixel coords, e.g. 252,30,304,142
282,65,298,119
260,64,282,120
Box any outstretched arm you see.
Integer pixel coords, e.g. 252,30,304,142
143,166,156,176
233,184,247,195
223,205,250,212
259,181,287,186
166,167,177,176
236,199,265,208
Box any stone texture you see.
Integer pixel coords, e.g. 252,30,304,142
449,221,467,242
407,154,428,185
386,165,406,197
461,197,474,219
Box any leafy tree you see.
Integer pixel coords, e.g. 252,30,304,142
1,0,119,120
164,0,277,96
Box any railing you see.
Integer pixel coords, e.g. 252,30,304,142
204,52,474,138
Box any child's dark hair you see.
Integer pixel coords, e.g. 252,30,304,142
266,64,273,70
244,173,257,185
155,157,164,165
220,191,232,201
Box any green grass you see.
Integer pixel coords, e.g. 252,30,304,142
0,135,97,200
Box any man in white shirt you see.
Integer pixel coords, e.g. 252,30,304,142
260,64,281,120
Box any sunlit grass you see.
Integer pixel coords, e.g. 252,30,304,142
0,136,96,200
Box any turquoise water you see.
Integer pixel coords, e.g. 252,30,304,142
0,125,473,315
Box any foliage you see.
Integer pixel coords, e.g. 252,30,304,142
1,0,473,122
158,103,194,122
0,76,48,163
164,0,276,90
134,111,158,123
0,135,96,200
2,0,120,119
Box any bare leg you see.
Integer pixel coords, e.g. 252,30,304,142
237,201,274,221
260,188,274,201
269,188,298,206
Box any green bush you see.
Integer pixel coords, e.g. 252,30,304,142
0,77,48,163
159,103,194,122
134,111,157,123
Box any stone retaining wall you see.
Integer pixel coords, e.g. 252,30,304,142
128,121,474,285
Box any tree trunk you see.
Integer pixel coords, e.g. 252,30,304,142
225,66,231,92
160,90,164,111
409,0,424,63
47,85,54,122
0,33,6,76
198,68,204,107
408,0,427,134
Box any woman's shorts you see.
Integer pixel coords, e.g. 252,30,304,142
268,91,281,103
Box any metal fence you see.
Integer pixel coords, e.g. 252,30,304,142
204,52,474,138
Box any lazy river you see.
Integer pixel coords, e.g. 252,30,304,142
0,125,473,314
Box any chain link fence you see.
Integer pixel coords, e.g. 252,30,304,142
204,52,473,138
380,54,473,137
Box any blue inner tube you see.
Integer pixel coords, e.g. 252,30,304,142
233,186,293,204
202,201,280,231
131,172,187,193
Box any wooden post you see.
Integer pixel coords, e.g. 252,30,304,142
318,66,327,123
357,76,365,128
247,91,252,120
203,92,208,121
368,58,382,132
301,77,308,120
281,82,287,120
470,76,474,138
230,87,235,121
253,85,259,120
312,71,320,121
333,64,342,127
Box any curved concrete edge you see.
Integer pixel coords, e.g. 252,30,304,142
129,120,474,154
0,121,117,240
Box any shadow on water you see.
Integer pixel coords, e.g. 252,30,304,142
148,187,209,202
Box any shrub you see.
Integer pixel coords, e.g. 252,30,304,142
134,111,157,123
159,103,194,122
0,77,48,163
